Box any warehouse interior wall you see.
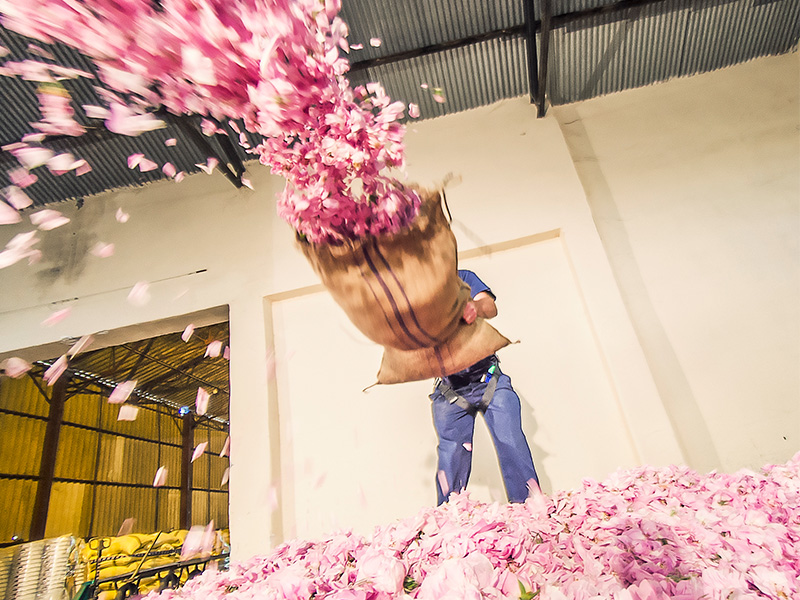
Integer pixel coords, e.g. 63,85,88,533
0,51,797,558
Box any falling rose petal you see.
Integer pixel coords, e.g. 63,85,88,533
41,307,72,327
43,355,68,386
463,442,472,452
0,45,8,58
83,105,110,119
220,467,230,487
408,103,420,118
162,162,177,177
27,44,56,61
30,209,70,230
13,146,53,169
46,152,80,174
1,357,33,378
181,526,205,560
313,473,326,490
137,158,158,172
195,157,218,175
0,201,21,225
191,441,208,462
200,119,217,136
432,88,446,103
165,138,177,146
117,518,136,536
109,379,137,404
67,334,94,358
195,387,210,416
420,83,429,89
220,436,230,458
8,168,38,188
369,37,382,47
21,133,46,144
127,153,144,169
223,346,230,360
200,521,216,554
90,242,115,258
174,172,186,183
437,469,450,496
74,159,92,176
205,340,223,358
350,43,364,50
105,102,165,136
115,208,129,223
181,324,195,342
127,281,151,306
241,177,253,190
153,466,167,487
117,404,139,421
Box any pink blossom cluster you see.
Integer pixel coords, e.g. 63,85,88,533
0,0,421,243
146,453,799,600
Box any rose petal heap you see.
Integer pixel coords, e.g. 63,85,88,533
0,0,420,243
145,453,799,599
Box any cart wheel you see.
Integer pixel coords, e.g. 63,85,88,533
159,571,180,591
114,582,139,600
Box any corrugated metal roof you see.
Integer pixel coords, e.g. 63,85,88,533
0,0,797,209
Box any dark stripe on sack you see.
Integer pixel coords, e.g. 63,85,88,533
361,244,427,348
356,257,413,346
368,238,444,345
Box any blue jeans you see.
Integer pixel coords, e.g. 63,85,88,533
430,367,539,505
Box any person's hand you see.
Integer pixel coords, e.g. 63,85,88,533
462,300,477,324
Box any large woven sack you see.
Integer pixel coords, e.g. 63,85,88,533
299,189,510,384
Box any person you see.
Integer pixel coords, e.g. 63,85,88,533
430,269,539,505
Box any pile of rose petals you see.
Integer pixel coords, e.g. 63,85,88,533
0,0,421,244
146,453,799,600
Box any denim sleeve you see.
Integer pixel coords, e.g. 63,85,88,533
457,269,496,300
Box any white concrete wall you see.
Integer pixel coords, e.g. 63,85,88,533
1,51,797,556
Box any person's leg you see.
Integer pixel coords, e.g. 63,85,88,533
482,371,539,502
431,387,476,505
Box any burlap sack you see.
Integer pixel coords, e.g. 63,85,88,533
299,189,510,384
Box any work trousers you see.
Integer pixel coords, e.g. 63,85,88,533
430,367,539,505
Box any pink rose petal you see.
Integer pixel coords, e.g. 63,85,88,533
90,242,115,258
115,208,129,223
67,334,94,358
30,209,70,230
138,158,158,172
162,162,176,177
408,103,420,118
220,436,230,458
195,387,210,416
117,404,139,421
8,168,37,188
191,441,208,462
165,138,177,146
43,355,68,386
41,307,72,327
153,466,167,487
109,379,137,404
127,153,144,169
74,159,92,176
205,340,222,358
1,357,33,378
220,467,230,486
0,201,21,225
181,324,195,342
369,37,382,47
127,281,150,306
